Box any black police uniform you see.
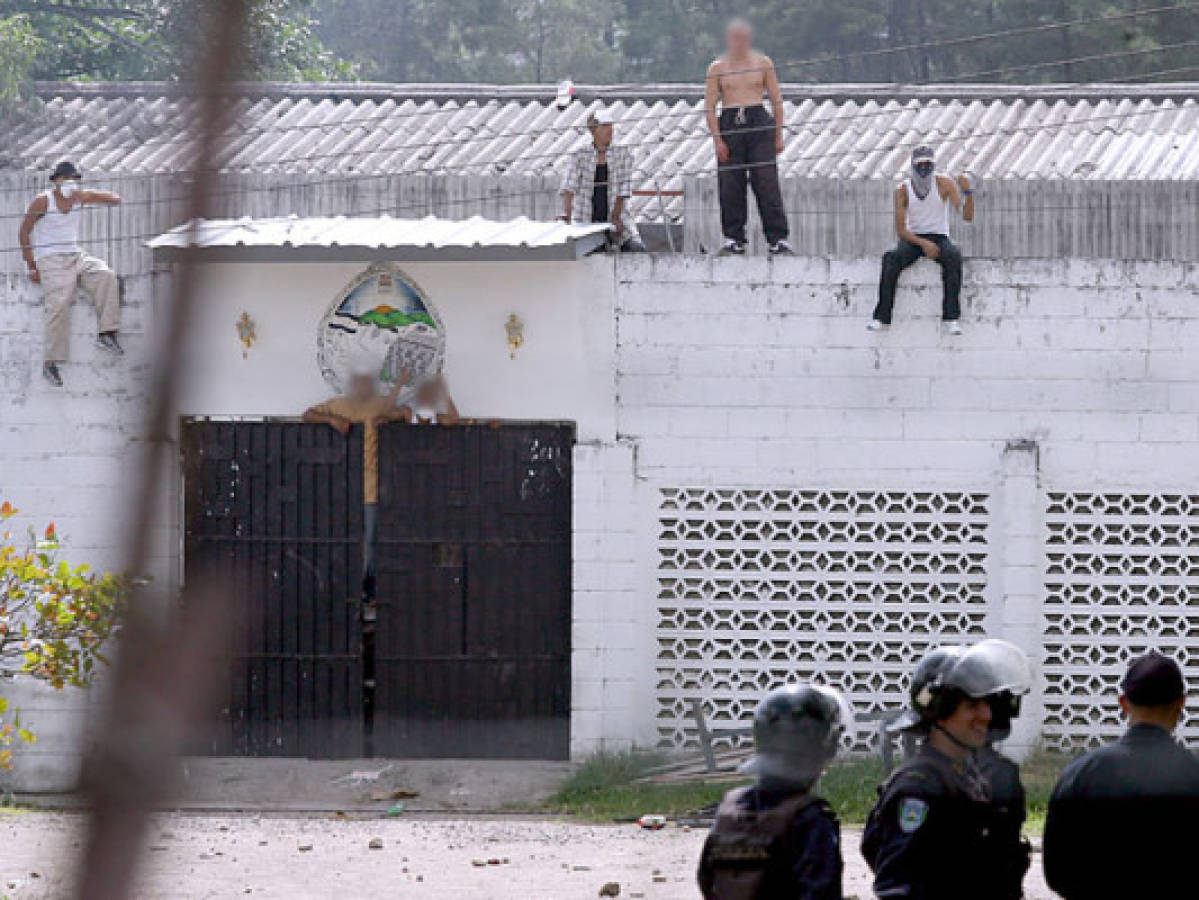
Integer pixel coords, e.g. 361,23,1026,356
698,783,842,899
862,742,1009,900
1043,722,1199,899
976,746,1030,898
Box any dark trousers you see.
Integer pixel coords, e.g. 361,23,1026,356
717,106,789,244
873,234,962,324
363,502,377,590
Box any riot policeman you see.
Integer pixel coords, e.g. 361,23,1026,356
1043,652,1199,899
862,639,1032,900
697,683,848,899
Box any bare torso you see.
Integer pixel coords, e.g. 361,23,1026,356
711,52,771,108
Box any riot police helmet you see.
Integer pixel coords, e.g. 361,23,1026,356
739,683,850,786
890,639,1032,735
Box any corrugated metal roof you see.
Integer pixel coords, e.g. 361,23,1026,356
13,81,1199,223
146,214,612,261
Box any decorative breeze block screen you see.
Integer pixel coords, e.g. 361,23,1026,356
1043,492,1199,750
656,488,991,751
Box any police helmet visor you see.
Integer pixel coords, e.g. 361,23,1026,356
944,639,1033,699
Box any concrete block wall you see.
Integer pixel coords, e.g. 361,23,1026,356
4,248,1198,778
0,270,176,790
570,440,651,755
613,252,1199,752
615,254,1198,486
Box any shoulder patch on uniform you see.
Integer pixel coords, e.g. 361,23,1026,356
898,797,928,834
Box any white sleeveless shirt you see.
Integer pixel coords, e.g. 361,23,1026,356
32,190,82,260
903,178,950,236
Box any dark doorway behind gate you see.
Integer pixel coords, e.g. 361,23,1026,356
183,419,574,760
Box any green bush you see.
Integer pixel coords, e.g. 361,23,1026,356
0,501,126,769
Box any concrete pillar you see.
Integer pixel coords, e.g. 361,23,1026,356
995,440,1044,756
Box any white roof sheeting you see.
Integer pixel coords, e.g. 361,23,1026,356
15,82,1198,224
146,215,613,261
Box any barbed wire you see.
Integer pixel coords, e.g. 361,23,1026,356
759,2,1199,80
938,39,1199,83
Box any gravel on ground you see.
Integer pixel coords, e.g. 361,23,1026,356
1,810,1054,899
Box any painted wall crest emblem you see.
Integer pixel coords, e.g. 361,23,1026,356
317,263,446,396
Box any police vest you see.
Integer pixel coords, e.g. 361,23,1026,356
702,786,818,899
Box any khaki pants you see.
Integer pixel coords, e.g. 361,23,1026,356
39,252,120,362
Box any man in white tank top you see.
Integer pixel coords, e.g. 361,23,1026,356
17,161,124,387
868,145,975,334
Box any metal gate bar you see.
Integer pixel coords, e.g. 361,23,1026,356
183,420,365,758
373,423,573,759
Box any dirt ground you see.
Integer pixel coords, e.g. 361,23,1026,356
1,810,1055,899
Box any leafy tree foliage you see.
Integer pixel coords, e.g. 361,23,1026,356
314,0,1195,84
2,2,1194,90
0,0,354,83
0,501,125,769
0,14,42,112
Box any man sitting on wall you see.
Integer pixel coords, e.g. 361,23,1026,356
869,145,974,335
17,161,124,387
303,369,411,594
560,109,646,252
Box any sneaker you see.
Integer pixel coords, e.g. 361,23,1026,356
42,362,63,387
95,331,124,355
946,320,963,336
718,239,746,256
866,319,890,332
768,240,794,255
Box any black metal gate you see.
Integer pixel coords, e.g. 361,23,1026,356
183,420,365,757
183,419,573,760
373,424,574,759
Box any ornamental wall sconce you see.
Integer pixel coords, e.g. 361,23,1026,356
236,311,257,358
505,313,524,359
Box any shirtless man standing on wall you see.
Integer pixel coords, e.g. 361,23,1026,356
704,19,791,256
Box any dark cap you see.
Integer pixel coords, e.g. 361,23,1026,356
912,145,936,164
1121,652,1185,706
50,161,82,181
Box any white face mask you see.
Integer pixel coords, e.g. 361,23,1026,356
57,181,80,199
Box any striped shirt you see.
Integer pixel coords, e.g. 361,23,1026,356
560,143,639,239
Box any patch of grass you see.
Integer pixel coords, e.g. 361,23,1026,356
542,749,730,821
543,751,888,824
543,749,1076,830
816,757,889,824
1019,746,1076,833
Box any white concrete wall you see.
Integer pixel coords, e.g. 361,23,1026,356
178,260,617,442
1,256,629,781
613,253,1199,755
5,249,1198,782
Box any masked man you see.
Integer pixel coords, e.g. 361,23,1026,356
18,161,124,387
698,683,847,899
560,109,645,252
863,639,1033,900
869,145,974,334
